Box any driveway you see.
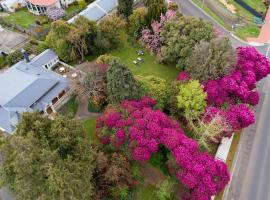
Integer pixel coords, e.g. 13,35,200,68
0,26,28,54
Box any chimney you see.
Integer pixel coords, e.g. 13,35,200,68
21,48,30,63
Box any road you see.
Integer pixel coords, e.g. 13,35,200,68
176,0,270,199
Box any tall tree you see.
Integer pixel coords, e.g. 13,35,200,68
106,58,141,104
68,16,97,61
95,16,126,53
45,20,72,62
161,16,215,69
185,37,236,81
144,0,167,23
118,0,134,19
0,113,96,200
128,7,148,38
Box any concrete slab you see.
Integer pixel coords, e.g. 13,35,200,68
0,26,28,54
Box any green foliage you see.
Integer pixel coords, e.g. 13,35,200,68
185,37,236,81
128,7,148,39
106,58,142,104
166,81,180,117
45,20,73,62
144,0,167,23
149,151,169,175
0,56,7,69
118,0,134,19
131,163,142,180
95,15,126,53
58,95,78,118
0,113,96,200
78,0,87,9
161,16,215,69
155,178,175,200
96,54,118,64
136,75,167,110
177,80,207,118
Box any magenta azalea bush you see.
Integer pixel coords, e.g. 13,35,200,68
204,47,270,107
96,97,230,199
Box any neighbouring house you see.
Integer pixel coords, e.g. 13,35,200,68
0,0,25,12
25,0,75,15
68,0,118,23
0,49,68,134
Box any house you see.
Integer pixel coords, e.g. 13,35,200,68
68,0,118,23
25,0,76,15
0,49,68,134
0,0,24,12
30,49,59,70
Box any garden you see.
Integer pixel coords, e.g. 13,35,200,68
0,1,270,200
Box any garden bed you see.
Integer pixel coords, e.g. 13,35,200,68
58,95,78,118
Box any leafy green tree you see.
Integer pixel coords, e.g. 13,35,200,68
155,178,175,200
185,37,236,81
177,80,207,118
144,0,167,23
166,81,180,117
95,16,126,53
106,58,141,104
0,113,96,200
45,20,72,62
78,0,87,9
128,7,148,38
118,0,134,19
68,16,97,61
96,54,118,65
161,16,215,69
136,75,167,109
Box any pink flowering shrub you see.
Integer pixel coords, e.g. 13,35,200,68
141,10,176,54
177,71,191,82
46,8,65,20
96,97,230,199
205,47,270,107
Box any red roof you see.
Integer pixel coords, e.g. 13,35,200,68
27,0,57,6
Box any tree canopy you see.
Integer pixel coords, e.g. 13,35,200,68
0,113,96,200
118,0,134,19
106,58,142,104
161,16,215,68
185,37,236,81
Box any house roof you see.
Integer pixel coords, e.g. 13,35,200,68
68,0,118,23
30,49,58,67
27,0,57,6
0,49,68,134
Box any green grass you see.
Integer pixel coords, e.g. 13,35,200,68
83,118,97,142
234,24,260,40
242,0,267,14
3,8,47,28
110,34,179,81
58,96,78,118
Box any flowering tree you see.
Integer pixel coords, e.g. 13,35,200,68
204,47,270,107
96,97,230,199
141,10,177,55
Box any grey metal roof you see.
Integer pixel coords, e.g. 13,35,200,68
0,49,68,134
68,0,118,23
29,49,58,67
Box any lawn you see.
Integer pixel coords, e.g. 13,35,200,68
58,96,78,118
134,185,157,200
111,34,179,81
3,8,47,28
83,118,97,142
234,24,260,40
